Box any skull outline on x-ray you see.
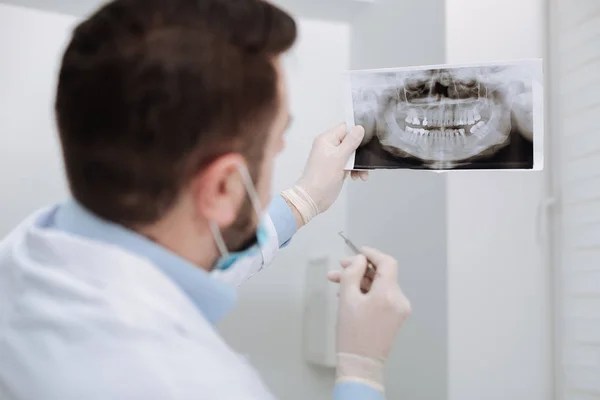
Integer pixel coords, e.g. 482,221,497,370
351,64,535,169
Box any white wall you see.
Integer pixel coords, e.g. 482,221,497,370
549,1,600,399
0,3,74,236
348,1,449,399
445,1,552,400
0,0,374,22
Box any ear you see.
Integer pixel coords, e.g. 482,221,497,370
190,153,246,228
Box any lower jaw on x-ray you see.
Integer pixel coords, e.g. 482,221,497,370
352,67,535,170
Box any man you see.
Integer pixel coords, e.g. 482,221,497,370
0,0,411,399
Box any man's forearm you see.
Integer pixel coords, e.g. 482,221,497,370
266,191,310,249
333,382,385,400
281,194,305,229
267,195,301,248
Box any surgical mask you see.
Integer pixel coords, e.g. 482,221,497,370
209,163,269,271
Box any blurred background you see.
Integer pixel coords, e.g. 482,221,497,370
0,0,596,399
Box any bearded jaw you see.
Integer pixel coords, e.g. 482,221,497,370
221,197,260,252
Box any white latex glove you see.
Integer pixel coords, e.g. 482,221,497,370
328,248,411,391
281,124,368,225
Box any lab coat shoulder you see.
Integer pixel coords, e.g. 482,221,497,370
0,209,276,400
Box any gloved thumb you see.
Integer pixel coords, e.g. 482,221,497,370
340,254,368,292
340,125,365,155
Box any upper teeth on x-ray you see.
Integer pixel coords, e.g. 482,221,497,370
347,61,542,170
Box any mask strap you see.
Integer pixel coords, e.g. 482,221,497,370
210,221,230,258
236,163,263,220
209,162,263,259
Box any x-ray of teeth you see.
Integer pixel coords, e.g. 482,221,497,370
343,59,544,170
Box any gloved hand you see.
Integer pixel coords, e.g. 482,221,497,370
281,124,368,226
329,247,411,391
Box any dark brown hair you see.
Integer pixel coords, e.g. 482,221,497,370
55,0,296,226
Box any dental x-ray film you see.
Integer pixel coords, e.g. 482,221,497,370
343,59,544,171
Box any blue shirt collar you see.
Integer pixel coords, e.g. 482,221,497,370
51,199,237,325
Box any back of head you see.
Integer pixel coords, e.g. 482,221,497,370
55,0,296,227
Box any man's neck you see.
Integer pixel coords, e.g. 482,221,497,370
137,208,219,272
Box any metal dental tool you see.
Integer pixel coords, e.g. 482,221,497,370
338,232,376,273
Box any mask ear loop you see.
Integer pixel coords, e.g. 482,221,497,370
237,162,266,281
236,162,264,219
210,221,230,259
209,162,266,271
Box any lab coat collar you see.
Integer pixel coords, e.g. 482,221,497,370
52,199,236,326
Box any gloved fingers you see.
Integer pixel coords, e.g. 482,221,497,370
319,123,364,149
350,171,369,181
340,256,376,281
340,257,354,267
320,123,348,145
360,275,373,294
328,270,373,293
365,266,376,282
339,125,365,155
340,254,369,293
360,246,398,283
327,270,342,283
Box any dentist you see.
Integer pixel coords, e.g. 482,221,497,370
0,0,411,399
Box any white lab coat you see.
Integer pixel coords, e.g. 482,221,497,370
0,206,281,400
